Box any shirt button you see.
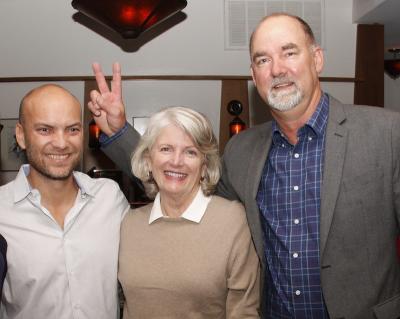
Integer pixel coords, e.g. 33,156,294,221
293,252,299,258
294,219,300,224
295,290,301,296
293,186,299,191
294,153,299,158
308,136,313,141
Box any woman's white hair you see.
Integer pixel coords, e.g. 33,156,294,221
131,106,221,199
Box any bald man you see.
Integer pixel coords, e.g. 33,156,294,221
0,84,129,319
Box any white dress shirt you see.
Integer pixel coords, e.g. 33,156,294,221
0,165,129,319
149,188,212,224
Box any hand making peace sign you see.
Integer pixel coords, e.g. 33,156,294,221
88,62,127,137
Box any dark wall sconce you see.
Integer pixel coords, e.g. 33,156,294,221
89,119,101,149
71,0,187,39
385,48,400,80
227,100,246,137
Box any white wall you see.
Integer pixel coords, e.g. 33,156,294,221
0,0,247,77
0,0,357,128
0,0,356,77
0,82,84,118
122,81,222,137
353,0,386,21
322,1,356,78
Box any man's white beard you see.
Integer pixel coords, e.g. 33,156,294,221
267,77,303,112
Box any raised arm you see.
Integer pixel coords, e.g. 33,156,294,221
88,62,127,136
88,62,140,178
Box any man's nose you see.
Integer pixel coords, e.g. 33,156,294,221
52,131,68,148
271,59,287,77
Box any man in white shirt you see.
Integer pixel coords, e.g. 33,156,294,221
0,84,129,319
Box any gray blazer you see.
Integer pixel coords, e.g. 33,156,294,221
102,96,400,319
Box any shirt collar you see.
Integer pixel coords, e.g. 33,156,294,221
272,92,329,144
13,164,95,203
149,188,212,224
306,92,329,137
13,165,32,203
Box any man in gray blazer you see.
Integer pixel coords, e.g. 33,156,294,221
88,13,400,319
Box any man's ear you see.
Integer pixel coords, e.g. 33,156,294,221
250,66,257,87
15,123,26,150
313,45,324,74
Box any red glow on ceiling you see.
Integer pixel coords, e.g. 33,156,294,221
120,6,151,24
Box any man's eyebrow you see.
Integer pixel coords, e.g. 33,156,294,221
67,122,82,128
33,123,53,128
251,51,267,62
32,122,82,129
282,43,299,51
251,43,300,61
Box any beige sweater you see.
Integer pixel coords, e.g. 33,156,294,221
118,195,260,319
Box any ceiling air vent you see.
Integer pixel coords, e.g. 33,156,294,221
224,0,325,50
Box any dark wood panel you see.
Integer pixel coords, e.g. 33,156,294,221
354,24,384,107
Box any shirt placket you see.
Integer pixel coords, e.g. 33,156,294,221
289,137,306,316
28,190,74,319
62,194,91,319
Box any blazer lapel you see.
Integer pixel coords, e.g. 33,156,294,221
250,123,273,199
246,123,272,264
320,97,348,258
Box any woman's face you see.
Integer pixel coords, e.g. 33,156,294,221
148,124,204,202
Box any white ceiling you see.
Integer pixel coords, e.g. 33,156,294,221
354,0,400,54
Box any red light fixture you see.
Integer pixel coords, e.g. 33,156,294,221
385,48,400,80
89,119,101,149
71,0,187,39
227,100,246,137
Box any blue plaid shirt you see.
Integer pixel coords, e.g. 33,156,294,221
257,93,330,318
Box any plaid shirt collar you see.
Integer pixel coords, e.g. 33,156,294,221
271,92,329,145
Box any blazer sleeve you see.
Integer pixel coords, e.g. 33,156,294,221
101,123,141,179
391,112,400,226
217,134,242,201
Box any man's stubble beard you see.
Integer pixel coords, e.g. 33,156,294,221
25,147,80,181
